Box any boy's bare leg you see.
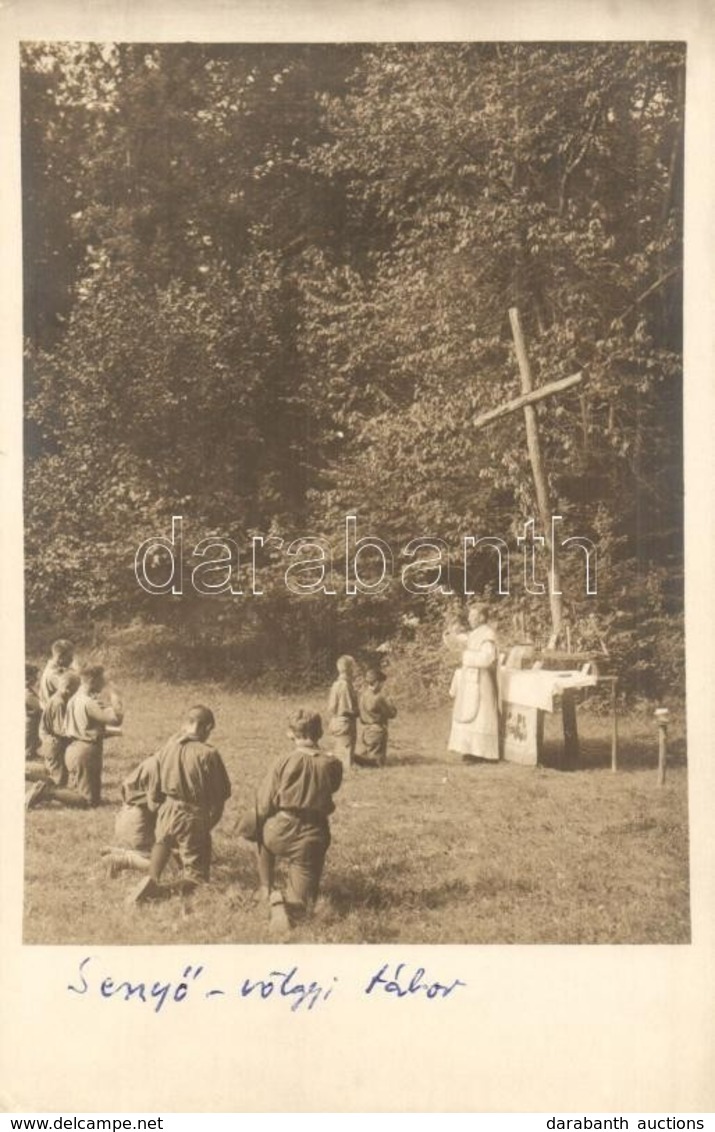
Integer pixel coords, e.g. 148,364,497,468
26,780,88,809
256,845,274,898
149,841,172,884
50,786,89,808
104,849,150,877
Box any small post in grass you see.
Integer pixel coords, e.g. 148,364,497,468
610,677,618,773
655,707,669,786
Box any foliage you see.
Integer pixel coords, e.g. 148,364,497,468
22,42,685,698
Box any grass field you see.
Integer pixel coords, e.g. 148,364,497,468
24,679,690,945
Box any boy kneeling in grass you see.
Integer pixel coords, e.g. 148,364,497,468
25,672,101,810
129,705,231,904
357,667,397,767
101,755,159,878
64,664,123,807
326,655,359,771
39,671,80,786
25,664,41,761
245,709,343,930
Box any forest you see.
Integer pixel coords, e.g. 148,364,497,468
22,41,686,698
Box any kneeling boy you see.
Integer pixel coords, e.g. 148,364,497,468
25,665,41,761
358,667,397,767
130,705,231,902
252,709,343,926
40,671,80,785
25,672,98,810
64,665,123,807
326,655,359,771
102,755,159,877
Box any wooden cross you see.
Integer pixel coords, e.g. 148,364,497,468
473,307,586,649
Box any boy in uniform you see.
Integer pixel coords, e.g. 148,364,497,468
40,671,80,785
26,671,93,808
102,755,160,878
39,640,75,707
326,655,359,771
27,667,121,810
25,665,41,761
130,705,231,903
250,709,343,929
63,664,123,807
358,667,397,767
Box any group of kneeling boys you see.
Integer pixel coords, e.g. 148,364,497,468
24,643,396,928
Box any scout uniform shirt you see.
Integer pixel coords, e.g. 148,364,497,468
64,686,115,744
327,677,358,728
147,733,232,818
256,739,343,824
359,686,397,728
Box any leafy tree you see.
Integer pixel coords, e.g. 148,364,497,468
298,43,684,677
22,42,685,694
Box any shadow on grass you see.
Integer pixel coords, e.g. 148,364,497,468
323,868,533,917
539,735,687,772
324,873,464,915
211,848,259,894
385,745,445,767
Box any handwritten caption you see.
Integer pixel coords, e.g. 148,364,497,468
68,957,466,1014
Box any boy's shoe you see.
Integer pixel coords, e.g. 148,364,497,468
126,876,160,905
25,780,49,810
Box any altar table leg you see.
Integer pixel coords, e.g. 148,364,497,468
561,689,580,768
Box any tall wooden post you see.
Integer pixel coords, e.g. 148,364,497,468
656,708,669,786
471,311,590,770
611,678,619,773
508,307,563,648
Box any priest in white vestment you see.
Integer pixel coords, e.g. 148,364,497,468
444,604,500,762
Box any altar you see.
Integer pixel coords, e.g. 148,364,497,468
499,666,601,767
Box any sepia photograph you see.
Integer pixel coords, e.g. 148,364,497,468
20,38,690,948
4,0,715,1115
